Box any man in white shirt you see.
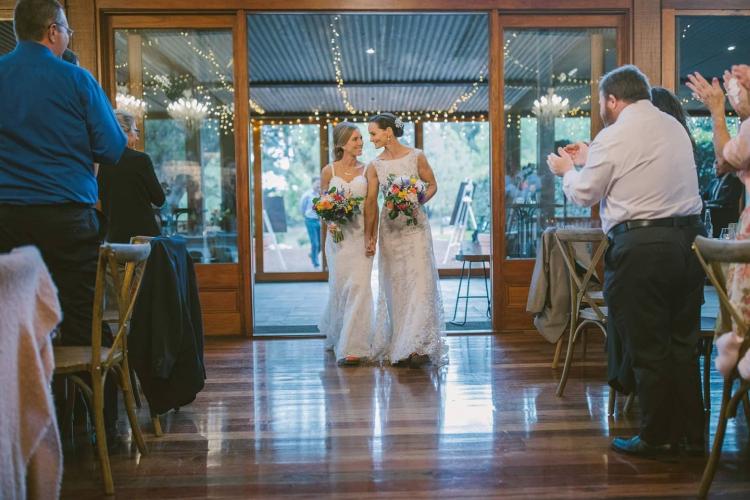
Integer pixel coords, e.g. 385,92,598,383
547,65,705,457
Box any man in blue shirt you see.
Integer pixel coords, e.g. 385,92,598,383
299,177,321,269
0,0,126,349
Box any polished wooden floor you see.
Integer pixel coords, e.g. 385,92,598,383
60,334,749,499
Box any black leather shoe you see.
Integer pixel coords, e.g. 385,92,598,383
611,436,672,457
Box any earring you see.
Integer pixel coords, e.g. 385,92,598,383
386,135,391,145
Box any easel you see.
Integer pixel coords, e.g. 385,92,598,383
263,209,287,270
442,179,477,264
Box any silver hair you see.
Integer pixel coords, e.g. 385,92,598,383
115,109,137,134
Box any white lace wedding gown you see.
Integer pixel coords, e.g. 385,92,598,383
318,165,375,362
371,149,448,365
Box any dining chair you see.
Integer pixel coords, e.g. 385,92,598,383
693,236,750,498
53,243,150,495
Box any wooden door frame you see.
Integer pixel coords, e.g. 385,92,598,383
101,13,253,335
491,11,630,332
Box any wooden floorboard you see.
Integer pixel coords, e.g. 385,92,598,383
60,333,749,499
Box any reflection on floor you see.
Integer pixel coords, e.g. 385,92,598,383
254,278,492,334
254,281,719,336
60,334,749,498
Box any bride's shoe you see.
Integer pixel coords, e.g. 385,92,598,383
339,355,361,366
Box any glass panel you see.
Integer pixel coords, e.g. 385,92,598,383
260,124,321,272
114,28,237,263
0,20,14,56
423,121,490,268
504,28,617,259
676,15,750,193
248,13,489,272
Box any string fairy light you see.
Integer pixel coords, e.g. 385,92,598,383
328,15,358,114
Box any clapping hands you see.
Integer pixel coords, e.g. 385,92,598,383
686,72,725,114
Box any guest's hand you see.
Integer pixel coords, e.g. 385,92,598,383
546,148,574,177
723,70,750,120
732,64,750,92
564,142,589,166
686,72,725,115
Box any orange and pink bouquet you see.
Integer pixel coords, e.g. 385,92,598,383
383,174,427,226
313,187,363,243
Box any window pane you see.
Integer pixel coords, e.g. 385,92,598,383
504,28,617,259
677,15,750,193
114,28,237,263
260,124,321,272
423,121,490,268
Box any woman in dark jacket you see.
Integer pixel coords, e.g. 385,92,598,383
98,110,165,243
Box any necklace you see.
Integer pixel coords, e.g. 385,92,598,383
336,160,362,181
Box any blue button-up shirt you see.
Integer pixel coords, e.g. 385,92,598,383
0,41,126,205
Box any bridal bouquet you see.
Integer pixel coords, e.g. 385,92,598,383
313,187,363,243
383,175,427,226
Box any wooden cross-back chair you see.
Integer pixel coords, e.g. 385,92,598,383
554,228,633,416
692,236,750,499
53,243,151,495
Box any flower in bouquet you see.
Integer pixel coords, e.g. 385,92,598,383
312,187,363,243
383,175,427,226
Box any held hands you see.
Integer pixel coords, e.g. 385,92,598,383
365,236,376,257
686,72,725,115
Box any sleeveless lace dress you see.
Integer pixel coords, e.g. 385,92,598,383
370,149,448,365
318,164,375,362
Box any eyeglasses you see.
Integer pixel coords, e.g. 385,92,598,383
48,22,74,37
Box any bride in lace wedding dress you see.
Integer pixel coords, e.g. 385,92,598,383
318,123,374,365
364,113,448,367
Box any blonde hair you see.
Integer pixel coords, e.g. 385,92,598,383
332,122,358,161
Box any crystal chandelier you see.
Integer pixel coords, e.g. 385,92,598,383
532,88,569,119
116,92,147,117
167,91,209,125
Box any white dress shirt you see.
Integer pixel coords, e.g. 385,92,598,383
563,99,703,233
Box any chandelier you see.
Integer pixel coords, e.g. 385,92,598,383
167,91,210,125
532,88,569,119
116,92,147,117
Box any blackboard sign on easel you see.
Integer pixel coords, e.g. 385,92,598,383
263,195,287,233
450,180,474,226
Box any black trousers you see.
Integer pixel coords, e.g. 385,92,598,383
0,204,118,430
0,204,101,346
604,224,706,445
